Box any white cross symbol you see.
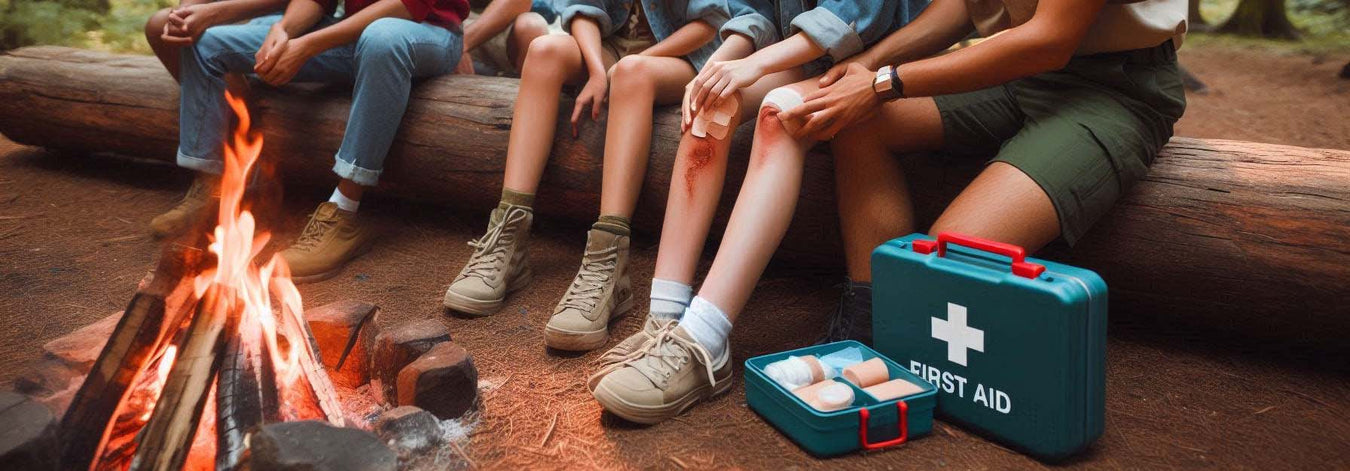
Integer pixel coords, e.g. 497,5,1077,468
932,303,984,367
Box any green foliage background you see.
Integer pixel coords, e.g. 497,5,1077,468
0,0,1347,53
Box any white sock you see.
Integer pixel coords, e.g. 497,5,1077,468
328,187,360,212
649,279,693,320
679,296,732,360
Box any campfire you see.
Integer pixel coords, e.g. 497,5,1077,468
60,93,348,471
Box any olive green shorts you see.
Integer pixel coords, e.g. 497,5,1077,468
933,41,1186,245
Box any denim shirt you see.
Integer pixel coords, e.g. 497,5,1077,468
721,0,930,72
554,0,730,70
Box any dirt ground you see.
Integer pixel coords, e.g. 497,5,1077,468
2,41,1348,469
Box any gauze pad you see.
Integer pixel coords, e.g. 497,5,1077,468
691,94,740,140
761,87,808,134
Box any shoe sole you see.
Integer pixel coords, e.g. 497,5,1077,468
443,265,534,317
543,294,635,351
288,235,377,285
592,369,734,425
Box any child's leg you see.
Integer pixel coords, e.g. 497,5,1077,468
501,34,609,195
650,69,806,289
598,55,696,220
830,98,946,282
506,12,551,72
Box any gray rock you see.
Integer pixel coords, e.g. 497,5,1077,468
373,406,443,457
0,391,58,471
246,420,396,471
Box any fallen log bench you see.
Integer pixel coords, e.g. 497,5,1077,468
2,46,1348,347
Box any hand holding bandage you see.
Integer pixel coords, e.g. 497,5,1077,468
689,93,739,140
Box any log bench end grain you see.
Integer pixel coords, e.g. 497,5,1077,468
2,46,1348,348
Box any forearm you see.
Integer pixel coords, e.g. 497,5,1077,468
275,0,327,37
570,18,607,75
464,0,531,52
706,34,755,63
640,20,714,58
296,0,411,51
210,0,289,24
853,0,974,69
744,33,825,76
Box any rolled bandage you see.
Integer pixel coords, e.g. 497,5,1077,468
792,379,855,412
760,87,808,134
863,378,925,401
763,355,837,391
690,95,740,140
841,358,889,388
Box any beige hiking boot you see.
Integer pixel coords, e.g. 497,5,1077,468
544,229,635,351
443,205,534,316
587,316,674,391
280,202,375,283
149,177,219,239
590,324,733,425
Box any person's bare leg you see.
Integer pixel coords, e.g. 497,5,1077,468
928,162,1060,252
145,8,182,81
695,80,821,324
597,55,695,219
506,12,549,72
830,97,945,282
651,69,806,286
500,35,590,194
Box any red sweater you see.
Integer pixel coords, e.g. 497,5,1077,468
313,0,468,30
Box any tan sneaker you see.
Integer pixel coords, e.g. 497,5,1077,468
279,202,375,283
590,324,733,425
587,316,674,391
443,205,533,316
149,177,218,239
544,229,635,351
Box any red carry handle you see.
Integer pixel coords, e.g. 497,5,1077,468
911,232,1046,279
858,401,909,451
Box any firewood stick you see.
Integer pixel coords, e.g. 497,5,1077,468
130,284,237,471
60,292,167,471
281,301,346,426
215,324,263,471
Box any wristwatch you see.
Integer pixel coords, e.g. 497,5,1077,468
872,65,904,101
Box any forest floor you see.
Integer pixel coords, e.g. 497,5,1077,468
1,39,1348,469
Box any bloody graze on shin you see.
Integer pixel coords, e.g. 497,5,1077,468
751,106,785,168
684,137,718,196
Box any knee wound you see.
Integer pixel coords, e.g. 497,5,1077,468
760,87,807,134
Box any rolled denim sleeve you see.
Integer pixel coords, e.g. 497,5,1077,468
555,0,618,36
791,1,899,62
686,0,728,25
720,0,778,50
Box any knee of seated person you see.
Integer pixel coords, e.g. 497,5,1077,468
145,8,171,39
756,86,802,130
521,34,574,71
356,18,412,56
511,12,548,41
609,56,655,91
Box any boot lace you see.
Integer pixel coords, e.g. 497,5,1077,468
606,323,717,390
558,245,620,318
462,207,529,287
291,212,337,251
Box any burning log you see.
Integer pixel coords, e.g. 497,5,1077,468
214,328,264,471
130,285,237,471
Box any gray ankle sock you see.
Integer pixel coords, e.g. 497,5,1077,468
499,188,535,209
593,214,632,236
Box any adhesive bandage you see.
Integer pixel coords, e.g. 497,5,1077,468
760,87,808,134
690,94,740,140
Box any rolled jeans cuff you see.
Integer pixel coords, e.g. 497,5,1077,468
177,149,223,175
332,156,382,186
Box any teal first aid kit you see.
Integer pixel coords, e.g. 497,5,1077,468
745,341,937,457
871,232,1107,460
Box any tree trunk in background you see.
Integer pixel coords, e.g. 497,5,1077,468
1218,0,1300,39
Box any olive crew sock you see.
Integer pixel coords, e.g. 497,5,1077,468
680,296,732,359
593,214,632,237
499,188,535,210
649,278,692,320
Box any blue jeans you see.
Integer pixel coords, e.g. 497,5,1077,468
177,14,462,186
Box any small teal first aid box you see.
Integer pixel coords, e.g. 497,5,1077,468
871,232,1107,460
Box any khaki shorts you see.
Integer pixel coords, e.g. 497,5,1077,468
932,41,1187,245
463,11,564,75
